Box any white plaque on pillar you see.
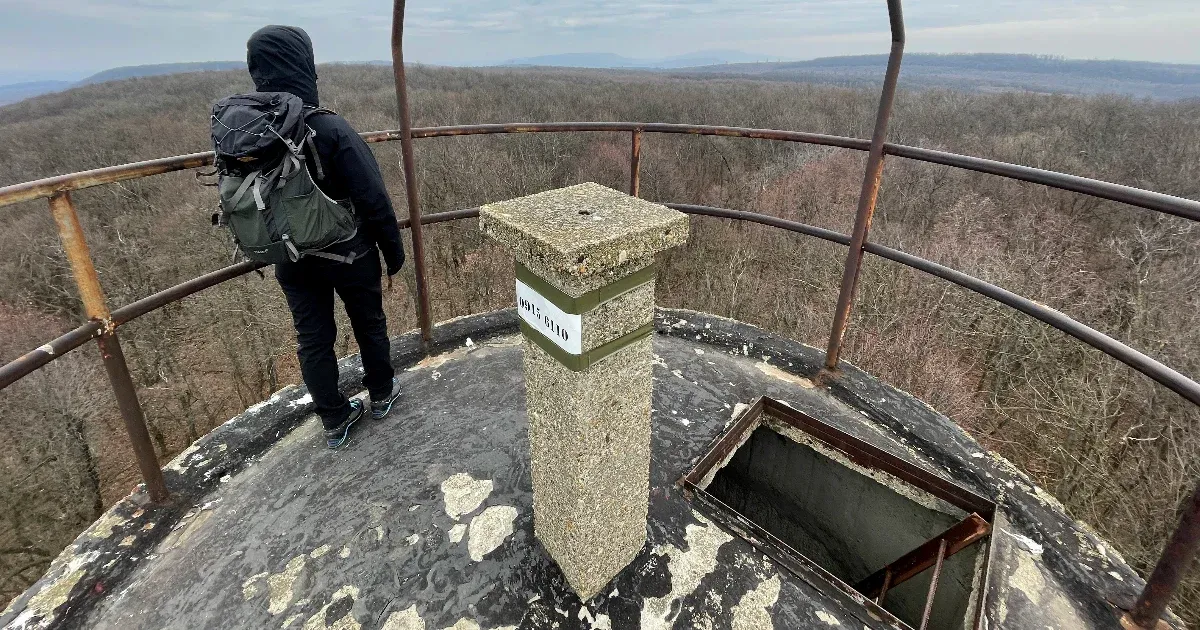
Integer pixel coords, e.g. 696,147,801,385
516,279,582,355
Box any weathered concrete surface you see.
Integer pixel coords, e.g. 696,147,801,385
478,183,688,297
484,183,687,600
523,336,653,599
1,309,1166,629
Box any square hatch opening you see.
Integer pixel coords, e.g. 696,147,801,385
683,398,995,630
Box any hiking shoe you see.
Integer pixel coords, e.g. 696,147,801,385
371,378,403,420
324,399,365,449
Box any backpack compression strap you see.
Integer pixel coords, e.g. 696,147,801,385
303,249,363,264
228,169,262,209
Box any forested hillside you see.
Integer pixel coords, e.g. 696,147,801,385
0,65,1197,620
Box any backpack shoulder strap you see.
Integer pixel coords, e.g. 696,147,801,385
300,107,338,181
304,106,338,118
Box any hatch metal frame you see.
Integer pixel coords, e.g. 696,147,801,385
680,396,996,630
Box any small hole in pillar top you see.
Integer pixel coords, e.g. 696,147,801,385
577,255,587,264
579,210,592,216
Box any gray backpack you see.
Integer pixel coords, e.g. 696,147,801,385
210,91,359,264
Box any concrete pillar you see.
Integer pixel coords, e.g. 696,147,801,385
480,182,688,599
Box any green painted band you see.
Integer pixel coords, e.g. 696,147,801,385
520,320,655,372
515,262,656,315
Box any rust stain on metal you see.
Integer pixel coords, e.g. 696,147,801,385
876,568,893,605
392,0,433,349
97,333,169,502
824,0,906,372
682,395,994,623
1126,482,1200,629
0,152,214,207
855,513,990,599
918,538,949,630
48,192,111,321
630,129,643,198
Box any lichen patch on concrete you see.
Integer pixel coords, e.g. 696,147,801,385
242,571,267,600
164,441,204,473
468,505,518,562
9,551,98,628
814,610,841,626
301,584,359,630
578,606,613,630
441,473,494,520
408,348,470,373
381,605,424,630
730,574,780,630
1002,529,1044,556
641,515,733,629
267,555,308,615
997,551,1086,627
86,512,128,542
755,362,814,388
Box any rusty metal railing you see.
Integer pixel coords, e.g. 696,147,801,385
0,0,1195,625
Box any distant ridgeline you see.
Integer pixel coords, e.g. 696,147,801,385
77,61,245,85
4,53,1200,107
676,53,1200,100
0,61,243,105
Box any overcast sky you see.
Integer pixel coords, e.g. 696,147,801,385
1,0,1198,83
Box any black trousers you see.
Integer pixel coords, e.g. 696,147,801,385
275,251,394,429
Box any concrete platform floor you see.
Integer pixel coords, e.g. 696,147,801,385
2,309,1155,630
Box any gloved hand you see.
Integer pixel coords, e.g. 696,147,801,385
382,244,403,291
383,246,404,278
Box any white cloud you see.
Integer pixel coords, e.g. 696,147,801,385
0,0,1197,78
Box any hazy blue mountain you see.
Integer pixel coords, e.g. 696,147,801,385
0,81,74,106
0,61,246,106
6,53,1200,108
500,50,769,69
678,53,1200,100
78,62,244,85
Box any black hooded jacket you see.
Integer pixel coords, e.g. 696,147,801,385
247,25,404,274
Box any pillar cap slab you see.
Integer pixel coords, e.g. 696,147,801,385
480,183,688,296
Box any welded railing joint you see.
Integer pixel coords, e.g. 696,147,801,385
46,191,168,502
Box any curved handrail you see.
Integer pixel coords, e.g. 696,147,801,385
2,122,1199,221
668,203,1200,408
2,122,1197,400
5,198,1197,414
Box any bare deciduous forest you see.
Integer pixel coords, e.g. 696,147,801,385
0,65,1197,621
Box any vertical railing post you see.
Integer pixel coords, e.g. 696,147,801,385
47,191,168,502
1123,482,1200,629
392,0,434,350
630,129,643,198
823,0,905,372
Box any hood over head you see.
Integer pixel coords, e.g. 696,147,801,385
247,25,319,106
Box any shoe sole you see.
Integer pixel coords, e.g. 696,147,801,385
326,411,363,449
371,390,402,420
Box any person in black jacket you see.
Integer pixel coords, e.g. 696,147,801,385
247,25,404,448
